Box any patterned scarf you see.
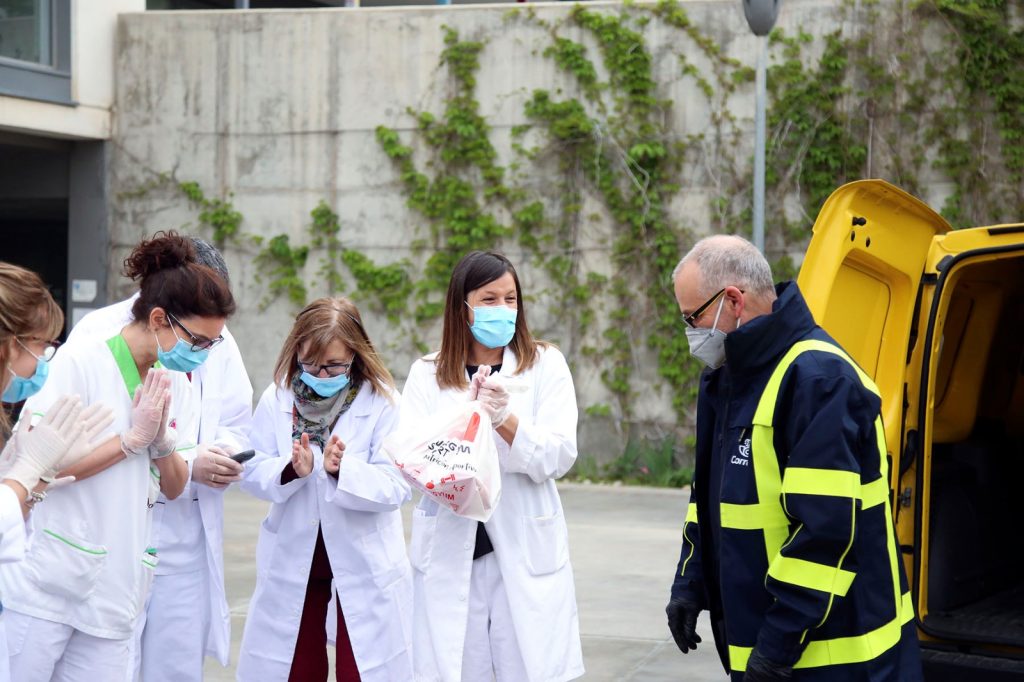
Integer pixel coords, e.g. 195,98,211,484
290,373,360,450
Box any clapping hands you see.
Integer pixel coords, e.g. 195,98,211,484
291,433,314,478
324,435,345,476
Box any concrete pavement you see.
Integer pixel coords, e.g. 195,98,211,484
205,482,726,681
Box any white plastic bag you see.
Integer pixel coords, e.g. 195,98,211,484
382,401,501,522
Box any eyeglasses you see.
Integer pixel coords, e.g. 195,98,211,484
297,359,353,378
168,313,224,352
17,337,59,362
682,288,727,329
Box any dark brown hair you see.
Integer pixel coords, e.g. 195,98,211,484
273,297,395,399
0,262,64,436
435,251,540,390
124,231,236,322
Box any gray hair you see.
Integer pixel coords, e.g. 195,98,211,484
672,234,775,299
190,237,230,286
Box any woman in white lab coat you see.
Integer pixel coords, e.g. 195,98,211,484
0,262,75,542
0,263,115,682
66,237,252,680
402,250,584,682
0,233,236,681
238,297,412,682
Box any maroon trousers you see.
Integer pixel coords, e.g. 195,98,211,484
288,528,361,682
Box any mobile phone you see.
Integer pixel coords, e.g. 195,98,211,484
230,449,256,464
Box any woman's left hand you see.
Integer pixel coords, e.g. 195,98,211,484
324,435,345,476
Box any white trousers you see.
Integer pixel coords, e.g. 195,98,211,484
5,608,131,682
460,552,529,682
130,568,210,682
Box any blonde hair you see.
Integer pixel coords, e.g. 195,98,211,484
0,262,64,437
273,297,395,399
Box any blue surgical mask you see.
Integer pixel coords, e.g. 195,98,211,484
468,304,517,349
155,332,210,373
300,371,350,398
3,355,49,403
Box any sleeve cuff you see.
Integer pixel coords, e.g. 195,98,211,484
754,622,805,667
505,419,539,473
281,462,300,485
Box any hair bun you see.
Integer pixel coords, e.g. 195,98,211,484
123,231,197,281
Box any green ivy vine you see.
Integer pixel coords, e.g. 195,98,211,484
116,0,1023,472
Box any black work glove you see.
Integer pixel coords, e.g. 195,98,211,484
665,597,702,653
743,648,793,681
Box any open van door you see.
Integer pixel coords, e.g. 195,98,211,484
796,179,950,466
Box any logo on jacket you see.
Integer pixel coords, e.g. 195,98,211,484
731,438,751,466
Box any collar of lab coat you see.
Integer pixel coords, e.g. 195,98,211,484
498,344,520,377
422,344,522,386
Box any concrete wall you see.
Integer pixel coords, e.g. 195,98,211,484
110,1,964,463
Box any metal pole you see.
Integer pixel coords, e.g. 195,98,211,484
234,0,250,8
753,34,767,253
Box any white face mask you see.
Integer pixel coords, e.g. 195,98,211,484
685,296,732,369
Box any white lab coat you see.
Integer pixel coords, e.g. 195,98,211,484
0,485,26,564
67,296,252,665
237,381,413,682
0,337,195,640
402,344,585,682
0,484,27,682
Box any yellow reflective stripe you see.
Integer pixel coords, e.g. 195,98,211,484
680,516,698,579
721,503,788,531
861,477,888,509
782,467,888,509
730,645,753,673
768,555,856,596
751,424,787,560
753,341,878,427
783,468,860,499
729,592,914,671
679,502,699,579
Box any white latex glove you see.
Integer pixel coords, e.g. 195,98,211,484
47,402,116,477
5,395,84,492
191,445,243,489
468,365,491,401
148,395,176,460
121,370,171,458
478,376,511,428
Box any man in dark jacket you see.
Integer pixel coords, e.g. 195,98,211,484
666,235,921,681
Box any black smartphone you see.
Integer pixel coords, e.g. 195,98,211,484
230,449,256,464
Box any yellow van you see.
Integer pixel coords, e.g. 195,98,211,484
798,179,1024,679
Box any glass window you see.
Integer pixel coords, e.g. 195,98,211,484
0,0,52,66
0,0,70,105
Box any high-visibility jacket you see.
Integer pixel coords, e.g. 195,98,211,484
670,282,922,681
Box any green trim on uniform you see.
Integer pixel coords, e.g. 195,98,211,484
43,529,108,555
105,335,162,398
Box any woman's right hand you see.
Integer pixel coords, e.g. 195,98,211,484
54,402,116,473
468,365,491,400
291,432,314,478
121,369,171,458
